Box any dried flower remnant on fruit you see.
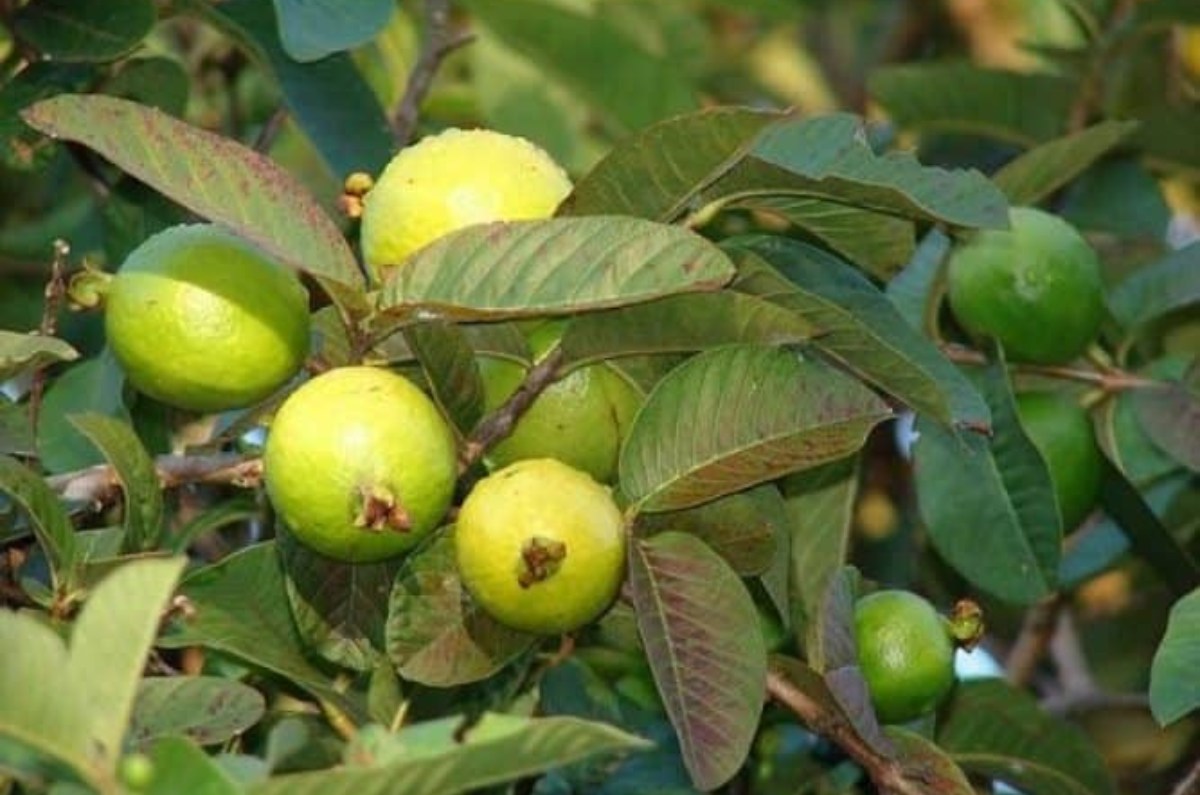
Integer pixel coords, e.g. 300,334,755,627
517,536,567,587
354,484,413,533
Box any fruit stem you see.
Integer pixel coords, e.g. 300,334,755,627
940,343,1161,393
28,239,71,437
517,536,567,588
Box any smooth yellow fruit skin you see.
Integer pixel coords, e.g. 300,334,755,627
947,207,1105,364
1014,391,1102,531
854,590,956,725
264,366,457,563
456,458,626,635
105,224,310,413
360,128,572,279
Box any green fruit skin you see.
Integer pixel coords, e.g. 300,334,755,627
106,224,310,413
854,590,955,725
1015,391,1103,531
947,207,1105,365
478,356,641,484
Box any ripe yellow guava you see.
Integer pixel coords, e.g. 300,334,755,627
104,224,310,413
263,366,458,563
359,128,573,281
455,458,627,635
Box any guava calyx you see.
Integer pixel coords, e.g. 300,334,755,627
518,536,568,588
354,484,413,533
949,598,985,650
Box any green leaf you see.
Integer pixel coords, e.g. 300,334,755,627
782,457,859,642
1150,588,1200,725
145,736,243,795
869,64,1078,146
886,228,951,333
272,0,394,62
768,654,893,759
938,679,1117,795
913,355,1061,604
130,677,266,750
21,94,367,317
0,399,34,457
886,728,975,794
195,0,393,177
67,558,187,765
0,611,94,785
104,57,190,117
1109,242,1200,331
12,0,155,62
159,542,366,723
637,484,786,576
1134,382,1200,472
730,195,916,280
279,533,396,673
0,455,78,592
1096,458,1200,596
714,113,1009,229
628,532,766,791
562,106,778,219
730,238,990,429
251,714,650,795
1061,157,1171,239
1130,0,1200,31
460,0,696,134
168,498,259,555
0,62,92,170
385,529,536,687
559,291,813,368
1133,104,1200,177
0,331,78,381
68,413,163,552
405,321,486,437
992,120,1141,205
376,216,735,320
619,344,890,513
36,353,127,474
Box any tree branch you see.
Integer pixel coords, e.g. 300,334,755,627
390,0,474,146
1171,754,1200,795
1005,594,1065,686
48,453,263,507
940,344,1160,392
28,239,71,434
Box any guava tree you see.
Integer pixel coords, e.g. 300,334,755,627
1,1,1198,794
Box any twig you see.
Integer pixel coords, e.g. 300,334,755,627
28,240,71,434
390,0,474,146
940,344,1159,392
765,669,926,795
1006,594,1065,686
1171,755,1200,795
48,453,263,508
253,107,288,153
459,347,566,473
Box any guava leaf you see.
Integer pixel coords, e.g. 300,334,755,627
0,611,95,785
159,542,367,723
68,413,163,552
913,353,1061,604
938,679,1117,795
272,0,394,62
103,57,190,118
992,120,1141,205
0,62,92,170
706,113,1009,229
1133,104,1200,177
21,94,368,317
279,533,396,673
251,714,650,795
619,344,891,513
1130,0,1200,30
782,457,859,643
0,455,78,593
1108,241,1200,331
562,106,779,219
729,194,916,279
376,216,734,320
12,0,155,62
146,736,243,795
129,677,266,750
194,0,393,177
168,498,260,555
404,321,486,437
628,531,766,791
729,238,990,429
385,529,537,687
1061,158,1171,239
1134,382,1200,473
0,331,78,382
460,0,696,134
636,484,786,576
886,728,975,794
1150,588,1200,725
67,557,188,766
36,352,128,474
558,291,813,368
0,399,33,457
869,64,1079,146
1096,458,1200,596
885,228,952,333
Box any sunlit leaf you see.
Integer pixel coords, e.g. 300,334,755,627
1150,588,1200,725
